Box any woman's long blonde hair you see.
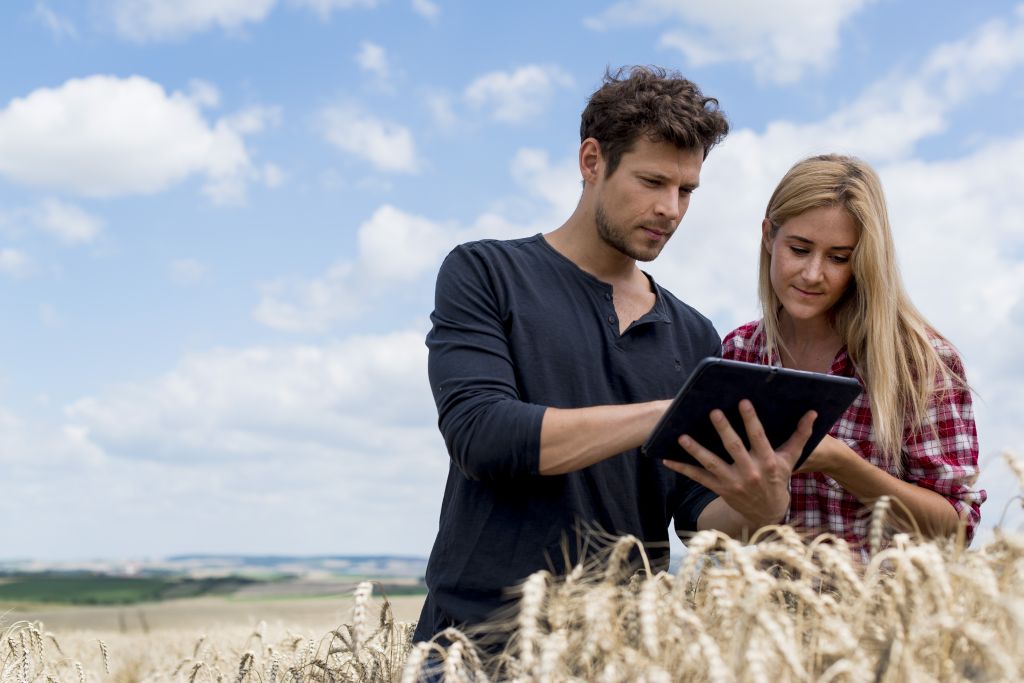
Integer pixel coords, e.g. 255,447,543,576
758,154,964,471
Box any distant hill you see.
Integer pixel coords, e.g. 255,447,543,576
0,554,428,580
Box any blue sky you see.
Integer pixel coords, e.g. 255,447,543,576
2,0,1022,561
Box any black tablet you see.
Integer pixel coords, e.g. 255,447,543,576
641,357,862,470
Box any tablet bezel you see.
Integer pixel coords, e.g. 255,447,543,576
641,357,862,470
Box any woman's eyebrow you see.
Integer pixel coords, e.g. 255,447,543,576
786,234,855,250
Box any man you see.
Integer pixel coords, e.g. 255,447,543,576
414,66,816,647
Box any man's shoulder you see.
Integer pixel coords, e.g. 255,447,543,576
447,234,546,261
654,284,717,333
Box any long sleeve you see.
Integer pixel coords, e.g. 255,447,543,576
426,245,547,482
902,341,986,541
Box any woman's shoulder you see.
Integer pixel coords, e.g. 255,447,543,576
722,320,764,361
924,329,967,375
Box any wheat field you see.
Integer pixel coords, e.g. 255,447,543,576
4,453,1022,682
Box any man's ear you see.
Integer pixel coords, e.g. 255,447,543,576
761,218,774,253
579,138,602,185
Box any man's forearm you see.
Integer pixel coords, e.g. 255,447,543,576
538,400,670,475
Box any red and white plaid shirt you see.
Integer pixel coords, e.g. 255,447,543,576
722,320,986,549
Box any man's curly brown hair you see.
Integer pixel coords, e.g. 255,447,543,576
580,65,729,178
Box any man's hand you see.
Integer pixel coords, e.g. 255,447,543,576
662,400,817,529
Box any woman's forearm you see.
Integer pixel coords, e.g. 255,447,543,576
819,437,961,538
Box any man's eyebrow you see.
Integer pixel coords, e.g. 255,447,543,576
786,234,855,250
641,171,699,190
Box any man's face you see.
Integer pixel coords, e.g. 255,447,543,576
592,137,704,262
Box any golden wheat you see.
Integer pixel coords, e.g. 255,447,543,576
5,451,1023,682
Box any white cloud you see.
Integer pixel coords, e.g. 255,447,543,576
0,248,31,278
223,105,283,134
110,0,277,42
169,258,208,286
0,405,104,467
510,148,582,219
186,79,221,108
253,145,579,335
0,325,448,556
358,205,452,280
32,198,103,245
356,41,390,81
424,90,458,129
262,162,286,188
254,205,453,332
319,105,419,173
411,0,440,22
66,329,436,460
290,0,379,20
464,65,574,124
33,2,77,40
585,0,874,85
0,75,270,203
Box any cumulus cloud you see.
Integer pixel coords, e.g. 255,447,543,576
290,0,380,20
254,205,453,332
319,105,419,173
356,41,390,81
0,248,32,278
585,0,875,84
33,2,77,40
464,65,575,124
510,148,582,219
423,90,458,129
110,0,277,41
411,0,440,22
2,323,448,556
0,75,273,203
66,329,435,460
53,330,448,554
31,198,103,245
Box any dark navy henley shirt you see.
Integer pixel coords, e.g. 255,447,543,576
414,234,721,642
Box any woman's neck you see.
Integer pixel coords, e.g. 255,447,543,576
777,311,844,373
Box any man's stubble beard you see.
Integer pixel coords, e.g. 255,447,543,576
595,202,668,263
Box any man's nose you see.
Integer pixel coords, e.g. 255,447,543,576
655,189,681,220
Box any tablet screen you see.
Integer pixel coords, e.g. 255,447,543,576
641,357,862,470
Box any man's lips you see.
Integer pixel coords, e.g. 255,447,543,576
641,226,669,239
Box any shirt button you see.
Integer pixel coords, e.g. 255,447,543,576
604,293,612,301
607,315,616,324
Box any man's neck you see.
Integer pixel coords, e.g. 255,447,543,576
545,214,639,286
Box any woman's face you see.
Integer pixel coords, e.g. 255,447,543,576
765,205,859,325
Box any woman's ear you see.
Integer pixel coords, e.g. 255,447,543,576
761,218,774,253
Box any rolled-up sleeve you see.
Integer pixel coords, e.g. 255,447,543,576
903,344,986,542
426,245,547,482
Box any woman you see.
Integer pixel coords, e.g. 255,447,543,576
722,154,986,548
